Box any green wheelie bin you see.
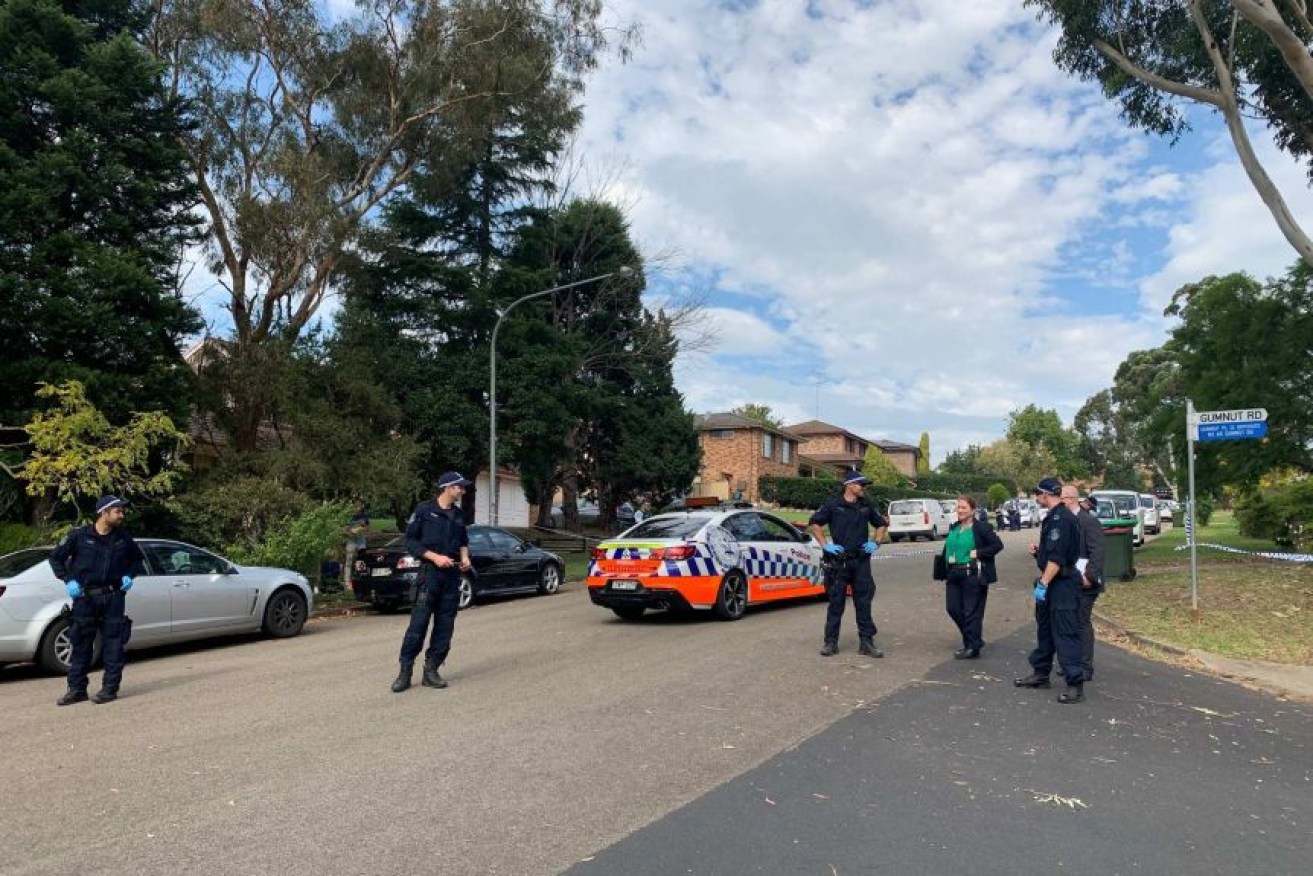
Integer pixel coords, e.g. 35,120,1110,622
1101,521,1137,581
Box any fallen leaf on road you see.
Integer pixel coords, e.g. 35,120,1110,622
1029,791,1088,809
763,796,775,805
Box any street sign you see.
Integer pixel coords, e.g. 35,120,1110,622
1193,421,1269,442
1189,408,1267,426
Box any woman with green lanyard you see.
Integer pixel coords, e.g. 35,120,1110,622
940,495,1004,659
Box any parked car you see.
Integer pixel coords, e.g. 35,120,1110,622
351,525,565,612
0,540,313,675
1157,500,1174,522
1090,490,1146,546
886,498,954,541
547,501,601,528
587,509,824,621
1139,493,1162,534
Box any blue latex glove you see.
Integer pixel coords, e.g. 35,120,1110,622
1033,580,1047,603
862,540,879,555
66,580,83,599
823,542,844,556
121,575,134,592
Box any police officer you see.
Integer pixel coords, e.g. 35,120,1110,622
48,495,146,705
1068,490,1106,682
391,472,474,693
1014,478,1086,704
808,470,888,658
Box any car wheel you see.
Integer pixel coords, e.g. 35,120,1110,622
458,575,474,610
713,572,748,621
890,534,902,543
375,600,403,614
612,606,645,621
263,589,307,638
537,563,563,595
38,615,99,675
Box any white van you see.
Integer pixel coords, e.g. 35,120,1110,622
886,498,954,542
1138,493,1162,535
1090,489,1145,546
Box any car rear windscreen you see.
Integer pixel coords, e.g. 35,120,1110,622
626,517,711,539
888,501,920,515
0,548,52,578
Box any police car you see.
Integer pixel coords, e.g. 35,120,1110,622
586,498,826,622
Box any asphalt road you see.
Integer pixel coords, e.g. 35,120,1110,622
4,527,1306,875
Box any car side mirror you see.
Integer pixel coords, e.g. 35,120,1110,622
224,563,239,575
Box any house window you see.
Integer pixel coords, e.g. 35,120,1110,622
708,430,735,439
762,432,774,458
782,440,793,464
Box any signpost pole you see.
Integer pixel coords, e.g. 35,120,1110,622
1186,398,1200,619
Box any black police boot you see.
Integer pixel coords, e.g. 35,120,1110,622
56,689,88,707
390,661,414,693
421,659,447,689
1013,672,1051,689
858,638,883,658
92,688,118,704
819,641,839,657
1058,684,1085,704
954,648,981,660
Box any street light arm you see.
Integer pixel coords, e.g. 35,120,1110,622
488,267,632,525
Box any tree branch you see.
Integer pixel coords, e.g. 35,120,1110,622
1092,38,1225,107
1234,0,1313,101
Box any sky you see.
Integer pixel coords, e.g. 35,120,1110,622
190,0,1313,466
560,0,1313,463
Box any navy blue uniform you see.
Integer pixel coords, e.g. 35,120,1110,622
48,525,146,694
398,500,470,667
810,496,887,643
1027,503,1085,686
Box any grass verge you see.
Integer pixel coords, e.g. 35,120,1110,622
1099,512,1313,664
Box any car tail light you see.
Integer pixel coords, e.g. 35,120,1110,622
652,544,695,561
590,547,606,561
396,556,421,570
0,585,5,599
923,511,930,524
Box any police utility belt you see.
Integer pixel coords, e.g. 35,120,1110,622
78,583,124,597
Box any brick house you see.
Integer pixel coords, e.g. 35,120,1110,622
783,420,921,478
693,413,802,503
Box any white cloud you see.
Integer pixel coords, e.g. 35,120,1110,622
576,0,1185,460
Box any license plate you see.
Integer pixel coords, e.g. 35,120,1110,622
609,580,640,591
371,567,392,577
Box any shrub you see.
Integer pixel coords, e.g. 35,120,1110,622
0,522,43,554
986,482,1011,509
1235,480,1313,550
171,477,310,551
225,501,351,577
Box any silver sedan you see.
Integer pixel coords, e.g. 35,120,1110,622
0,539,314,674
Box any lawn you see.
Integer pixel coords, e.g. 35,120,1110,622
1099,512,1313,664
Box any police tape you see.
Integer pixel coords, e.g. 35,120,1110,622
870,549,939,561
1174,543,1313,563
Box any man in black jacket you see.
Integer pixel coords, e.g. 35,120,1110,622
48,495,146,705
391,472,473,693
1069,489,1106,682
808,471,888,658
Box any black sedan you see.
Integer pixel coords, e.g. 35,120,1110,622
351,526,565,612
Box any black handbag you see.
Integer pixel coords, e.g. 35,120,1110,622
932,553,947,581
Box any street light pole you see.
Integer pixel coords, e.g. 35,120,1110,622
488,267,633,526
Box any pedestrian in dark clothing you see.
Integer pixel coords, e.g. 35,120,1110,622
48,495,146,705
938,495,1004,659
808,470,888,658
391,472,473,693
1067,489,1106,682
1007,503,1021,531
1014,477,1087,704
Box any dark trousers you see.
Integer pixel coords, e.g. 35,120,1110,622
823,557,876,643
399,570,461,666
945,570,989,651
1078,586,1100,681
67,589,129,693
1027,574,1085,686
